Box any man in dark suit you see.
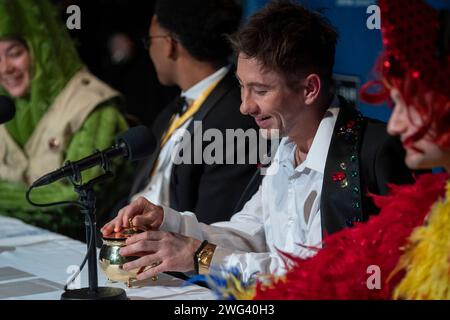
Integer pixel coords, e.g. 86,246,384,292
102,2,414,281
123,0,259,224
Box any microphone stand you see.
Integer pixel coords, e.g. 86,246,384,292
59,161,127,300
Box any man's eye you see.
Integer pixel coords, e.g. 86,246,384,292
255,90,267,95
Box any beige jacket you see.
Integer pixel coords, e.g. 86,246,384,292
0,69,120,186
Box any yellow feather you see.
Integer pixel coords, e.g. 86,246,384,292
393,180,450,300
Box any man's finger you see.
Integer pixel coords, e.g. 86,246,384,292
113,208,127,232
120,205,135,229
135,261,166,281
132,215,154,230
122,254,160,272
125,230,163,246
101,222,114,235
119,197,149,227
120,239,158,256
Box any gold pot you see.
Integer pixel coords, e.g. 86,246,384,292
98,227,142,287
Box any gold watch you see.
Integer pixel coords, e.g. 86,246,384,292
197,242,216,275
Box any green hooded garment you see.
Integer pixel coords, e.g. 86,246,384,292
0,0,129,237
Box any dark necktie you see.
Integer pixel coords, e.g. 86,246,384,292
172,95,187,115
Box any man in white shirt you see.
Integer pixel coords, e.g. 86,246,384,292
102,2,413,281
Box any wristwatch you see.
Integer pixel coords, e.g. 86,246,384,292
195,241,217,275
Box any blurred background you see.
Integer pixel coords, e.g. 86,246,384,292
60,0,178,128
58,0,450,125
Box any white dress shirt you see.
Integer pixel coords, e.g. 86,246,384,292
161,97,340,281
131,66,229,206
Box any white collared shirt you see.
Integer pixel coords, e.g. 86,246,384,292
131,66,229,206
161,97,341,280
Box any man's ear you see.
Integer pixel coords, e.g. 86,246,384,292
168,37,179,61
303,74,321,105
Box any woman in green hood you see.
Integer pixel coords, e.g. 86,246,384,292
0,0,129,237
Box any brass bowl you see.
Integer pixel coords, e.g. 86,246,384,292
98,228,142,286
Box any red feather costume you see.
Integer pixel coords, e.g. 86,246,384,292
254,173,449,299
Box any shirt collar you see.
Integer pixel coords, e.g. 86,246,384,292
181,66,229,104
277,95,340,175
304,96,340,174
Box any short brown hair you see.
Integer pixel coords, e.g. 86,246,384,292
229,1,338,90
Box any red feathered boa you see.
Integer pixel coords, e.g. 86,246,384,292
254,173,449,300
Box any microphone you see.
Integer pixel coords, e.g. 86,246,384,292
31,125,156,188
0,95,16,124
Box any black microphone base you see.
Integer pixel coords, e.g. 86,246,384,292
61,287,127,300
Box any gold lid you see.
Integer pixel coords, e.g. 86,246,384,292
102,227,144,241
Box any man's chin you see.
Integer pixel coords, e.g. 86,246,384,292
259,128,282,140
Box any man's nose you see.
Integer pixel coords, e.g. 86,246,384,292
240,90,258,116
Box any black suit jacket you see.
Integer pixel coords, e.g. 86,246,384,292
236,96,414,237
129,69,259,224
320,96,414,236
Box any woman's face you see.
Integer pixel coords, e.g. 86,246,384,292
387,88,450,171
0,39,31,98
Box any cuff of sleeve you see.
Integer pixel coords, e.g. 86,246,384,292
160,205,181,233
210,246,235,269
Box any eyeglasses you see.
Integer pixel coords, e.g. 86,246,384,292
142,34,171,50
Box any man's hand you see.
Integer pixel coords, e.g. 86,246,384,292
101,197,164,235
119,231,202,280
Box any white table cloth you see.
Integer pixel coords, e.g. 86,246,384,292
0,216,215,300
